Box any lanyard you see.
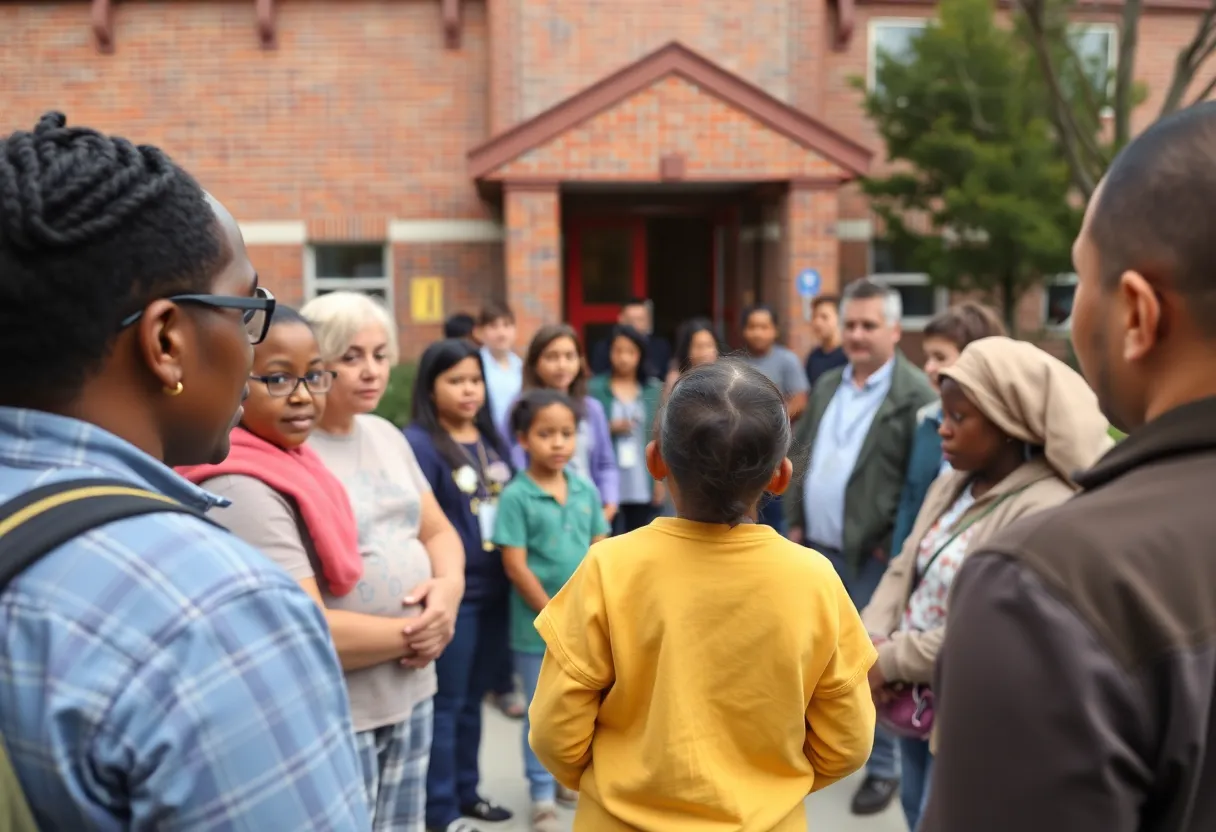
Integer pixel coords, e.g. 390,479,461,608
909,484,1031,596
459,440,496,499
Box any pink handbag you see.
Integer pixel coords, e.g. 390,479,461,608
873,486,1028,742
876,683,935,739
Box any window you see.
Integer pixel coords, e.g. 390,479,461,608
868,19,928,90
1044,273,1077,330
1068,24,1117,104
305,243,393,304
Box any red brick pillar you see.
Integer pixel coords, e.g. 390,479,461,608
783,179,841,357
504,181,562,341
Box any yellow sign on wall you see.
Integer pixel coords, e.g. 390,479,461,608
410,277,445,324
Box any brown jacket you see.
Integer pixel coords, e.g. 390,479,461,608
922,396,1216,832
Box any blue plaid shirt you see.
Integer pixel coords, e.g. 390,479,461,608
0,408,370,830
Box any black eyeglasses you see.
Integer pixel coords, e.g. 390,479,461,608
119,286,277,345
249,370,337,398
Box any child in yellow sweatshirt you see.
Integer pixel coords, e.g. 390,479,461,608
528,358,879,831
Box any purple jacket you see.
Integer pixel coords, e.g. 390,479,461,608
500,394,620,506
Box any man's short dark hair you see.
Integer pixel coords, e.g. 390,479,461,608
1091,101,1216,336
811,295,840,313
478,300,514,326
443,313,476,339
0,112,227,408
741,304,778,328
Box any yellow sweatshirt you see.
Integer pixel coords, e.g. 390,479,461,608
530,518,878,832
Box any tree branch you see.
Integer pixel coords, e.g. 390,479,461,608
1159,0,1216,118
1189,72,1216,106
1015,0,1101,196
1113,0,1142,148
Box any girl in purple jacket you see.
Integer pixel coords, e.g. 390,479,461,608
502,324,619,527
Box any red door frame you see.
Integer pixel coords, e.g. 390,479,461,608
565,217,647,344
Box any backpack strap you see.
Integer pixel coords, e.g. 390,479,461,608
0,478,216,595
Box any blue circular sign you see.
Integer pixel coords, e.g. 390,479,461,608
797,269,821,298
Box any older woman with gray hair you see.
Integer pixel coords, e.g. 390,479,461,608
301,291,465,832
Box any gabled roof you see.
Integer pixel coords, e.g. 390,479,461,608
467,41,873,180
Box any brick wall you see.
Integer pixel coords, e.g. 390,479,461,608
495,75,845,181
247,246,305,308
504,185,562,340
393,242,504,357
494,0,812,124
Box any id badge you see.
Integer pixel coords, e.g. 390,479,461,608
617,437,640,469
478,500,498,544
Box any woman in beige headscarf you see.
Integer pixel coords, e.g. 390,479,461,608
860,336,1113,831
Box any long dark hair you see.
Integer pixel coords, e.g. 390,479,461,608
607,324,651,382
522,323,587,408
674,317,723,372
411,338,510,472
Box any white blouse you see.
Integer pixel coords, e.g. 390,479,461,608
899,485,977,634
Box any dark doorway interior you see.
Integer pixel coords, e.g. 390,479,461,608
645,216,714,348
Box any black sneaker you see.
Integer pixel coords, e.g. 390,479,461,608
428,822,480,832
461,799,513,823
850,775,900,815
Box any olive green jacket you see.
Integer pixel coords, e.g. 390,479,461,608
784,352,935,574
0,735,38,831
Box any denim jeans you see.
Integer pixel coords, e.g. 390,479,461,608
514,650,556,802
814,544,900,781
898,737,933,830
425,599,510,829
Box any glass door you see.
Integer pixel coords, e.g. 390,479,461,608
565,218,647,350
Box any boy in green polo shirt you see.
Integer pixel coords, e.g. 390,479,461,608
494,390,610,831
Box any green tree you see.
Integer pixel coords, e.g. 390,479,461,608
859,0,1080,331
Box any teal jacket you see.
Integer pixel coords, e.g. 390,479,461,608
587,374,663,490
784,352,936,574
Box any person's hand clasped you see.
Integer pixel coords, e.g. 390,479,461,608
400,576,462,668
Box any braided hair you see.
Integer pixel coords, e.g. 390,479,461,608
0,112,226,406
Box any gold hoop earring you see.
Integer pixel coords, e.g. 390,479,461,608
164,381,184,397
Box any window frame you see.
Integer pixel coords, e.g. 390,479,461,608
867,18,930,91
866,272,949,331
1043,272,1078,331
1068,22,1118,114
303,242,395,309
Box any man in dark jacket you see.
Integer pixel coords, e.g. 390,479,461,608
923,102,1216,831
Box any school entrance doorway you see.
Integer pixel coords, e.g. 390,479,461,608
562,187,753,353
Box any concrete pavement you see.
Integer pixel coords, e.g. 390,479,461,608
476,704,909,831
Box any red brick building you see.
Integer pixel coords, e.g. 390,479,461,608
2,0,1209,360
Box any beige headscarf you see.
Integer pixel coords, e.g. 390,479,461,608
941,336,1114,484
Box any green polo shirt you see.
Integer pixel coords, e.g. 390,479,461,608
493,470,610,654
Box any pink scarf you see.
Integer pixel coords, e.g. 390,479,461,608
178,427,364,596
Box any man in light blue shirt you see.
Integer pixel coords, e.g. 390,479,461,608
478,301,524,430
804,357,895,549
786,278,935,817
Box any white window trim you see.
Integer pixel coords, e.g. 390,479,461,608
1043,272,1078,331
867,272,949,331
303,243,395,312
867,18,929,90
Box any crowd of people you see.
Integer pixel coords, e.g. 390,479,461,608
1,104,1215,832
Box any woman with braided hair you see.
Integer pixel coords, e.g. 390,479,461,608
0,113,369,829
